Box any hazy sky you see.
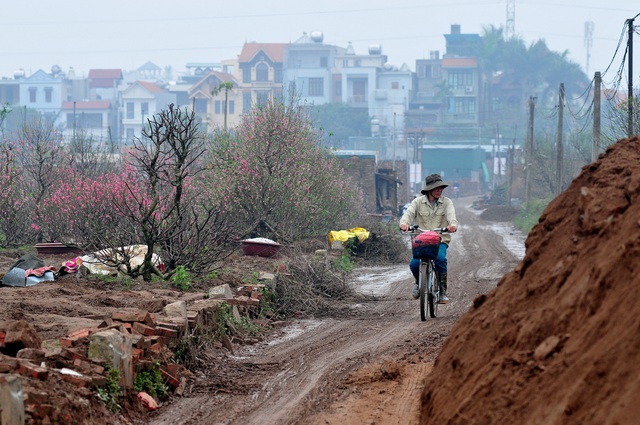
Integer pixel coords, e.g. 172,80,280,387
2,0,638,88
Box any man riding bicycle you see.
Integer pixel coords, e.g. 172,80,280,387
399,174,458,303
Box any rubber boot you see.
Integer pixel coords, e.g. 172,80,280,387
412,276,420,299
438,272,449,304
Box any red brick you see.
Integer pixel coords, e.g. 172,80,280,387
72,358,104,375
92,375,107,387
67,328,92,339
156,327,179,339
18,360,49,380
0,356,18,373
60,373,93,388
98,317,115,328
132,348,144,362
132,322,156,336
160,368,180,389
156,321,184,332
61,348,89,362
112,310,155,326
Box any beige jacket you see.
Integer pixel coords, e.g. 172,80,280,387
399,195,458,245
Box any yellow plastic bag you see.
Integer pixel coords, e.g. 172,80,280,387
328,227,370,244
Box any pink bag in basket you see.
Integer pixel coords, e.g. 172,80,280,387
411,231,441,259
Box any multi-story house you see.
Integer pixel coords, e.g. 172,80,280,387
120,80,177,143
19,69,64,122
237,42,286,113
189,70,240,132
88,69,123,101
440,56,479,125
283,33,411,152
407,25,485,190
55,100,116,145
283,32,343,105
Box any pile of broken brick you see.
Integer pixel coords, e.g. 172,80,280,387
0,281,269,424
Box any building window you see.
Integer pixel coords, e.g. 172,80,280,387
447,71,472,88
256,63,269,82
29,87,37,103
334,81,342,96
454,98,476,119
194,98,207,113
66,113,76,128
44,87,53,103
126,128,134,141
274,68,282,83
229,100,235,114
215,100,221,114
126,102,134,119
256,92,268,106
309,78,323,96
242,67,251,83
320,57,328,67
79,113,103,128
243,93,252,113
141,102,149,117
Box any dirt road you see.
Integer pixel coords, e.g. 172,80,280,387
150,199,525,425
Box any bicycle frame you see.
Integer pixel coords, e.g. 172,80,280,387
419,257,439,320
407,225,447,321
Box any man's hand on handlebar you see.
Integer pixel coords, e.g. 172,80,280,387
400,223,457,233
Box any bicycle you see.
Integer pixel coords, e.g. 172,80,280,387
406,225,448,321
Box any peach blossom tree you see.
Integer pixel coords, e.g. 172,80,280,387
207,96,364,242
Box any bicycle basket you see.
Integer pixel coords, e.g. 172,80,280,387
411,231,441,260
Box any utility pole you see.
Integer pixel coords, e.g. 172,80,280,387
556,83,564,196
508,124,516,207
392,112,397,171
73,101,77,145
496,123,501,186
628,17,635,137
593,72,601,162
525,97,536,202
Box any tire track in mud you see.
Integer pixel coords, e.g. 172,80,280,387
151,200,525,425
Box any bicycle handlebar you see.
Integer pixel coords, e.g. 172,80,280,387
406,224,449,233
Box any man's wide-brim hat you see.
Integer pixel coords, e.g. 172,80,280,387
421,173,450,194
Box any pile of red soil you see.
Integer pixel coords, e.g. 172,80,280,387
421,136,640,424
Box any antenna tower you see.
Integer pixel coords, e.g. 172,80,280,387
584,20,594,75
506,0,515,40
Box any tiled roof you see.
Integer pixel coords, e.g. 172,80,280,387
210,71,236,83
442,58,477,68
238,42,287,63
61,101,111,110
88,69,123,88
136,81,165,93
88,69,123,79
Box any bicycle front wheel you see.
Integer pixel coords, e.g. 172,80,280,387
419,263,427,321
428,263,439,318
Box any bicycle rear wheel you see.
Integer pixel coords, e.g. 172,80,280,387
428,263,439,318
419,263,427,321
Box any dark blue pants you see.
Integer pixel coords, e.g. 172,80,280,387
409,243,448,279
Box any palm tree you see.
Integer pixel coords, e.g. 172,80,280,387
212,82,235,131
